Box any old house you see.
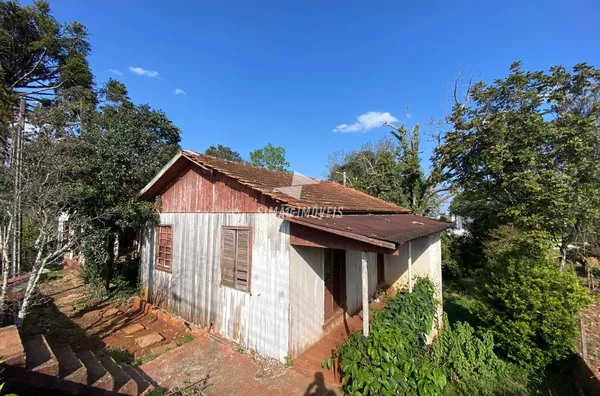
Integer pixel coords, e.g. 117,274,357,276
138,150,450,361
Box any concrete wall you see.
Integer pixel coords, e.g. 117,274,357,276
140,213,290,361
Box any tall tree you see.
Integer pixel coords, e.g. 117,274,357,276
77,79,180,289
204,144,244,162
435,62,600,262
328,127,450,216
249,143,290,171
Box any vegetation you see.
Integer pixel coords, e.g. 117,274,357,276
249,143,290,171
327,279,516,395
204,144,244,162
328,125,450,215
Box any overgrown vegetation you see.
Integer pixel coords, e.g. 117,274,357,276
326,279,516,395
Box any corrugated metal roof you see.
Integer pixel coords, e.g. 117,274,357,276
140,150,410,214
285,214,452,246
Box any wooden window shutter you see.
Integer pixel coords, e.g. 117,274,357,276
235,229,250,291
221,228,236,288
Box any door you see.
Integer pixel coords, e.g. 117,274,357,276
324,249,346,321
377,253,385,285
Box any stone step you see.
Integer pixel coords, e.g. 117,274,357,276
0,325,25,368
52,344,87,385
122,364,154,395
22,334,59,376
98,354,137,395
77,350,114,391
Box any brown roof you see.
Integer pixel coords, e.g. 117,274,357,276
285,214,452,246
140,150,409,214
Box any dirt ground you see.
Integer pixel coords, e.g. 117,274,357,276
21,268,194,363
582,295,600,377
19,267,338,394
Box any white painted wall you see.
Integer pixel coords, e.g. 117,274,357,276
140,213,290,361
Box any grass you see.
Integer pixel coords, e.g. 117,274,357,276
176,334,195,346
442,277,482,327
133,352,158,367
105,347,134,364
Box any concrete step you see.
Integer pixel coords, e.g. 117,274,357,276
98,354,137,395
22,334,59,376
122,364,154,395
52,344,87,385
77,350,114,392
0,325,25,368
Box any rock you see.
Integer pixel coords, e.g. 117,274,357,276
103,308,121,318
135,333,164,348
123,323,145,335
150,342,177,356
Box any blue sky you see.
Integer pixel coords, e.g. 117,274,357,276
42,0,600,178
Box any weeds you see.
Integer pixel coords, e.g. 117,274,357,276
176,334,195,346
133,352,158,367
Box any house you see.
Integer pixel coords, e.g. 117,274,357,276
138,150,451,361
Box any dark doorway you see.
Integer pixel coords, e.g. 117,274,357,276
324,249,346,321
377,253,385,285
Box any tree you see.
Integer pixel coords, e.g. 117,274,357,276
77,79,180,290
0,0,93,279
204,144,244,162
436,62,600,262
328,126,450,215
475,225,592,369
249,143,290,171
328,137,402,204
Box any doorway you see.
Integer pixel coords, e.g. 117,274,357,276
324,249,346,322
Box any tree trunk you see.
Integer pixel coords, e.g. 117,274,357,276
0,220,13,322
10,99,25,277
105,232,116,291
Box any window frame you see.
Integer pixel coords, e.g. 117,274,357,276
155,224,173,273
220,226,253,293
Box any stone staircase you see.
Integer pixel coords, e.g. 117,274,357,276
0,325,154,395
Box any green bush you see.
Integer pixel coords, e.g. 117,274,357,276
475,226,592,369
333,279,446,395
431,315,520,395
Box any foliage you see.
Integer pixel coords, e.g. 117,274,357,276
204,144,244,162
76,79,180,289
105,346,133,364
474,226,592,369
0,0,93,109
330,278,446,395
436,62,600,259
431,314,515,395
328,126,450,215
249,143,290,171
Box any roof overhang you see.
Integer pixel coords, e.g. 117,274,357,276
283,213,452,252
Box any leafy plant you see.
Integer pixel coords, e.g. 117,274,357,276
475,226,593,369
105,346,134,364
331,278,446,395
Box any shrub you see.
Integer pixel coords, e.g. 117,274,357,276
431,315,518,395
333,278,446,395
475,226,592,369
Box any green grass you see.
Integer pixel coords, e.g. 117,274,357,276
105,347,134,364
176,334,195,346
442,278,482,327
133,352,158,367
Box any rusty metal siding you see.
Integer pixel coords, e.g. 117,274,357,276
289,245,325,358
159,165,275,213
140,213,291,361
345,251,378,315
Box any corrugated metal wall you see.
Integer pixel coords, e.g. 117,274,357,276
345,251,378,315
289,245,325,358
140,213,291,361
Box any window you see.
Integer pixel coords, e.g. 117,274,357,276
156,225,173,272
377,253,385,285
221,226,252,292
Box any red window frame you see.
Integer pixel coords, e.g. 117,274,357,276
155,225,173,273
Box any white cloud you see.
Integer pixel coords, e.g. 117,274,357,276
333,111,399,133
109,69,123,76
129,66,159,78
173,88,186,96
